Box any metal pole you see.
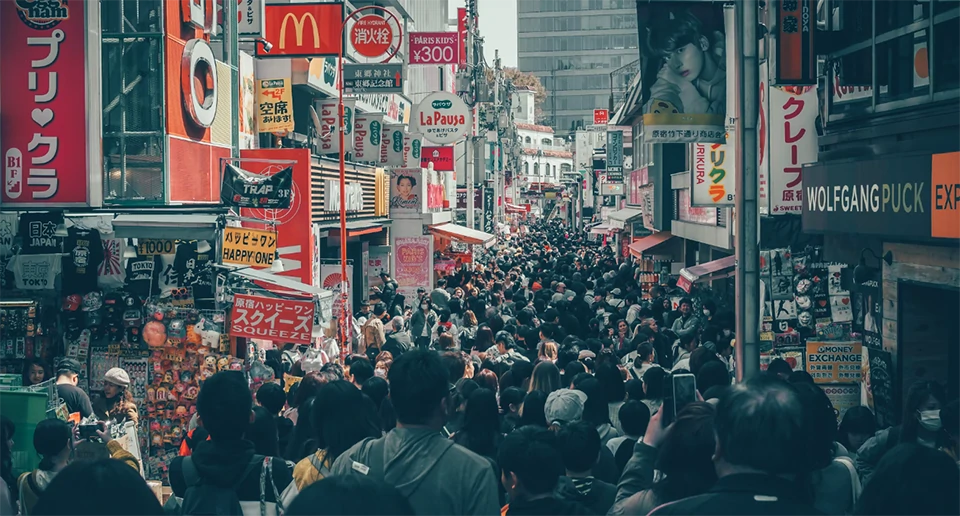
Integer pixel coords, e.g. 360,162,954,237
466,140,475,229
338,19,349,361
735,0,760,381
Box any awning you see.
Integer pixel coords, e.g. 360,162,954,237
113,214,220,240
590,224,618,235
225,266,333,298
429,223,497,248
628,231,676,258
607,208,643,224
505,203,528,214
677,255,737,293
316,218,391,237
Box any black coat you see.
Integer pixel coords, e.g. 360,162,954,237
649,473,820,515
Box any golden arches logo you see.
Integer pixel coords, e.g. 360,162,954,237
279,12,320,49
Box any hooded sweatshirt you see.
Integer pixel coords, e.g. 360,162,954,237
329,427,500,515
554,476,616,515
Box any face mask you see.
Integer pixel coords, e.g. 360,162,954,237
918,409,942,431
421,304,429,310
703,309,711,317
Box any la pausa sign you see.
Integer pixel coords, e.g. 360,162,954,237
414,92,471,145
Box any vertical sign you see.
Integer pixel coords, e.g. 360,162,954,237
318,98,355,155
393,236,431,304
457,8,467,70
606,130,624,182
691,140,736,206
482,187,495,234
768,84,817,214
353,114,383,161
758,61,771,215
2,0,89,206
774,0,817,85
256,79,295,134
237,0,265,36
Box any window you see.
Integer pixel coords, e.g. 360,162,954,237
524,162,530,175
542,138,553,146
534,163,540,175
525,136,532,144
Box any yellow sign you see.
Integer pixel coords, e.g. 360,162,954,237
137,239,176,256
256,78,294,134
221,227,278,267
280,12,320,49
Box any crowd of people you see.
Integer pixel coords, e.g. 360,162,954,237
1,220,958,516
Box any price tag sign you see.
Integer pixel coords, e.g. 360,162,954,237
409,32,460,65
137,239,176,256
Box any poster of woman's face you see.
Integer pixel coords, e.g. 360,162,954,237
390,168,422,215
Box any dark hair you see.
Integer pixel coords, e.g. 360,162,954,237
557,421,601,473
570,372,593,391
248,406,280,456
900,380,945,445
696,360,730,396
787,370,816,384
439,351,467,385
349,358,375,385
766,358,793,378
285,396,318,462
793,382,838,472
22,358,49,387
32,459,163,515
1,416,14,494
285,475,417,516
475,327,495,350
577,377,611,426
197,371,252,441
837,406,877,452
293,372,328,409
642,366,667,399
34,419,72,471
625,378,645,401
941,399,959,437
455,388,501,458
595,361,625,404
388,350,449,426
499,426,563,496
312,381,382,460
500,387,525,414
361,376,389,409
563,361,586,385
396,174,416,186
854,444,960,516
256,382,287,415
688,346,718,377
652,402,718,504
528,361,561,395
519,390,549,428
619,400,651,437
715,376,804,474
475,369,499,393
379,397,397,432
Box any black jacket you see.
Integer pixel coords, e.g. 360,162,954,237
506,496,591,516
648,473,820,515
555,476,616,516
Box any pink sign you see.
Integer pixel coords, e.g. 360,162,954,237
394,236,430,294
409,32,460,65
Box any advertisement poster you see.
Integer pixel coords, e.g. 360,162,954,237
220,164,293,209
822,384,861,422
768,83,817,214
353,114,383,161
368,247,389,281
1,0,89,206
637,1,726,144
855,279,882,349
257,79,295,134
239,52,257,149
220,228,277,267
865,347,895,428
318,98,356,155
393,237,431,303
320,263,354,317
231,293,315,344
409,32,460,65
483,187,495,234
389,167,422,216
805,341,862,384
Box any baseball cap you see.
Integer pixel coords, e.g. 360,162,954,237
544,388,587,427
62,294,82,312
57,358,82,376
104,367,131,387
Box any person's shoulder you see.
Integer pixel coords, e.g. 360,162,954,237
447,440,498,471
647,492,716,515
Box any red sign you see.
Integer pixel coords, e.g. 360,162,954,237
350,15,392,58
409,32,459,65
421,146,454,171
775,0,817,85
593,109,609,125
2,0,89,206
457,8,467,70
231,294,315,344
258,2,344,58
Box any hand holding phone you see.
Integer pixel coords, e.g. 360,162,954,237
78,424,99,440
661,373,697,427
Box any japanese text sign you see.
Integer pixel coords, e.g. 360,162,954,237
231,294,315,344
421,146,454,171
221,227,277,268
409,32,460,65
457,8,467,69
257,2,344,58
769,84,817,214
805,341,862,384
350,15,394,58
606,130,624,181
343,64,403,93
593,109,608,125
413,91,471,145
692,136,736,206
2,0,89,206
237,0,265,36
257,79,294,134
774,0,817,86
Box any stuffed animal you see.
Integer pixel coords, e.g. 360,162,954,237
143,320,167,348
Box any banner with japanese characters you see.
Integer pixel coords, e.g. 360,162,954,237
382,123,407,166
230,293,315,344
404,132,423,167
257,79,295,134
1,0,90,206
637,1,727,144
805,341,862,384
220,227,277,268
318,98,356,155
768,84,818,214
353,114,383,161
389,167,422,217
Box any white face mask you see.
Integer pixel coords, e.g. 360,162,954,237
421,304,429,310
918,409,942,431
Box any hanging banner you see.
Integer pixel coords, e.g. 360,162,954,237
393,236,431,302
768,83,817,214
320,263,353,317
256,2,344,58
606,130,624,181
457,8,467,70
412,91,472,145
637,1,726,144
382,123,406,166
855,279,882,350
691,138,736,206
404,133,423,167
773,0,817,86
483,187,495,234
389,167,423,216
231,293,315,344
221,227,277,267
256,79,295,134
353,113,383,161
220,164,293,209
238,0,265,36
421,146,455,171
318,98,355,155
865,347,895,429
805,341,862,384
758,60,771,215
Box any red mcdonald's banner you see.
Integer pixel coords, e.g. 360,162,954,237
257,2,344,58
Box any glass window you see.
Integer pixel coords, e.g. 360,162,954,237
542,138,553,146
934,11,960,92
534,163,540,175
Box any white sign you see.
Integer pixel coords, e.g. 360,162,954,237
324,180,364,212
237,0,264,36
404,132,423,167
382,124,406,166
691,134,736,206
768,85,818,215
318,98,356,155
354,114,383,162
413,91,471,145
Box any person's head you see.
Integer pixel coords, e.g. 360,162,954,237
292,372,329,409
499,426,564,501
519,390,549,428
677,298,693,316
56,358,82,385
460,388,500,455
765,358,793,380
439,351,467,385
688,346,718,376
463,310,478,327
642,366,667,399
348,358,374,387
31,459,163,515
22,358,48,387
197,371,253,441
361,376,390,408
792,382,838,472
475,369,499,393
33,418,73,471
563,361,586,387
576,377,611,427
544,388,587,430
696,360,730,398
837,406,877,454
102,367,132,400
595,361,626,404
557,421,602,475
528,361,561,395
787,370,815,384
625,378,645,401
653,402,718,503
396,174,416,197
388,350,452,428
701,300,716,318
636,342,655,365
539,342,558,362
902,380,946,443
256,382,287,415
854,443,960,516
714,376,804,476
617,319,629,335
619,400,651,438
500,386,525,415
312,380,382,459
247,406,280,456
419,297,433,312
286,475,415,516
678,332,698,353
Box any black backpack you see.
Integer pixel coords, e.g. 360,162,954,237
179,455,261,515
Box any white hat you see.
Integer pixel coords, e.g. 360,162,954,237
544,389,588,426
104,367,131,388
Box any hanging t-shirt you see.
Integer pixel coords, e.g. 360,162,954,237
0,212,17,257
0,255,15,291
156,253,178,294
18,212,63,254
125,256,159,299
6,254,61,290
174,241,213,300
97,237,126,290
62,227,105,295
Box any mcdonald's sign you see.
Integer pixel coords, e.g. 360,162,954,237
257,2,344,58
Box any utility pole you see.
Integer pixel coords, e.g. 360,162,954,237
735,0,760,381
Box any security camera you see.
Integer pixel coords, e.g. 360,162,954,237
256,38,273,53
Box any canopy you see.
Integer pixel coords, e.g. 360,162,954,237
677,255,737,292
113,214,220,240
590,224,617,235
627,231,675,258
429,223,497,248
607,208,643,224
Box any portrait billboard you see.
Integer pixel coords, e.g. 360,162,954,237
389,167,422,217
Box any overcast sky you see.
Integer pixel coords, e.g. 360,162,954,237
447,0,518,68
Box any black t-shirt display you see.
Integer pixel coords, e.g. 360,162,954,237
174,241,213,300
18,212,62,254
125,256,160,300
57,383,93,418
62,227,104,295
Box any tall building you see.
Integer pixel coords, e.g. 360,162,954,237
517,0,639,135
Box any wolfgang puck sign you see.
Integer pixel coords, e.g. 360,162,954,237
413,91,471,145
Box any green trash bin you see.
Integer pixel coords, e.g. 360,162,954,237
0,390,50,476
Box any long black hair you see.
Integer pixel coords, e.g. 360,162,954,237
900,380,946,445
454,388,501,459
311,381,381,460
1,416,15,495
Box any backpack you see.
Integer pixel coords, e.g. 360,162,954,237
308,452,332,478
179,455,261,515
